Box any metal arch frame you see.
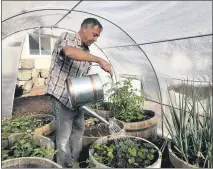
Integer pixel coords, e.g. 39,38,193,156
2,8,162,100
2,8,164,134
102,33,213,49
1,26,118,82
52,0,83,27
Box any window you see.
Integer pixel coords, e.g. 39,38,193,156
29,34,51,55
29,35,39,55
40,36,51,55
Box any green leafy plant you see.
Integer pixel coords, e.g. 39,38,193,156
92,137,158,168
107,78,146,122
88,102,112,111
161,81,212,167
2,115,52,139
1,134,57,161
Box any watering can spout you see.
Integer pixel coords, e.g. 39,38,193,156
79,105,109,125
66,73,122,133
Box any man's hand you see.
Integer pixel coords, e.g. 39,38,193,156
98,58,112,73
63,46,113,73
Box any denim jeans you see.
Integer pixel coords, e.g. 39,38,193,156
52,98,85,167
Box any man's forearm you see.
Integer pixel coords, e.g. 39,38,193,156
63,46,100,63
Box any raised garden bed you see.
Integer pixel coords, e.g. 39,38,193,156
89,135,162,168
2,114,55,139
2,133,56,161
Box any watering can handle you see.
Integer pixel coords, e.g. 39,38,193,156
79,63,114,80
79,63,99,77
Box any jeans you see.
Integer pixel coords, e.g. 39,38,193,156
52,98,85,167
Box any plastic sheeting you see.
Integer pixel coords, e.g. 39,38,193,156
2,1,212,125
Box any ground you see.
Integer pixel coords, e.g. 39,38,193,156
12,86,53,117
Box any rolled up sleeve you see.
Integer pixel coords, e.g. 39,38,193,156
57,32,76,61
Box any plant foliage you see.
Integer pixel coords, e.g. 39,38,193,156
107,78,146,122
2,134,57,161
161,81,212,168
2,115,52,139
92,137,158,168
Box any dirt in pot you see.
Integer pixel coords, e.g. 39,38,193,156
84,118,110,137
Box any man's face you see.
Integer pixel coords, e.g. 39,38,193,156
82,25,102,46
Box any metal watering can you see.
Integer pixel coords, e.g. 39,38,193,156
66,64,110,125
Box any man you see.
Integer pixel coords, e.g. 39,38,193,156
45,18,112,167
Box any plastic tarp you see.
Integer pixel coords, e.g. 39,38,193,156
2,1,212,130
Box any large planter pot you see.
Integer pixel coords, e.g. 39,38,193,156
168,142,198,168
121,110,157,141
89,135,162,168
2,133,55,160
2,114,55,140
1,157,62,168
83,119,125,147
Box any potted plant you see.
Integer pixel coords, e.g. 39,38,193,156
88,135,162,168
162,81,212,168
2,133,56,161
83,117,125,147
108,78,158,141
2,114,55,141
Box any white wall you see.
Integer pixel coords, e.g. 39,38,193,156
20,33,52,69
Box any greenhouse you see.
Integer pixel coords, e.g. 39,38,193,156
1,1,212,168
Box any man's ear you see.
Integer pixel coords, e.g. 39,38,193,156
82,25,88,33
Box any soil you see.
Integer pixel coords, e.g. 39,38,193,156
84,122,110,137
12,95,54,117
